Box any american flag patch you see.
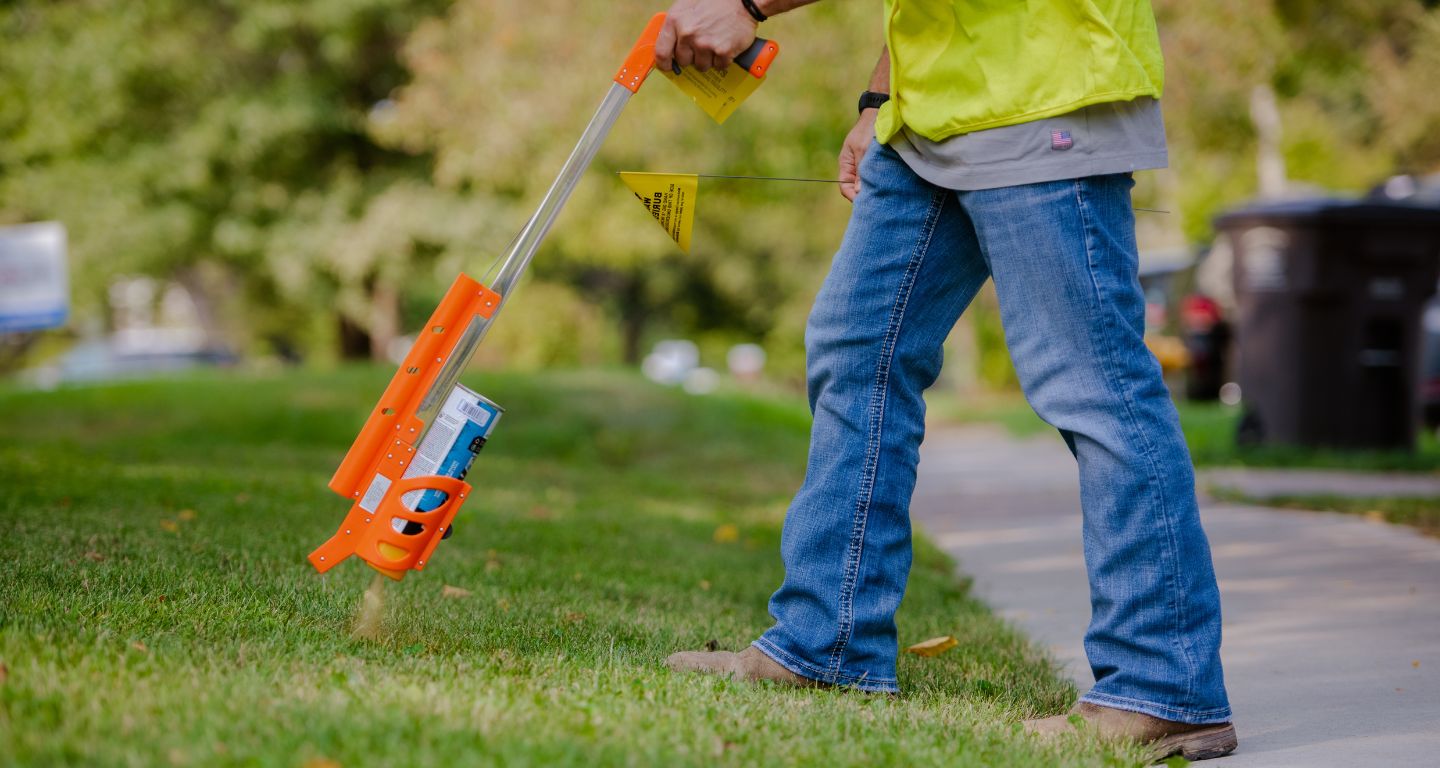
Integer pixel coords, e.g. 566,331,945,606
1051,129,1074,150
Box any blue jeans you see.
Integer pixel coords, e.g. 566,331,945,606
753,142,1230,724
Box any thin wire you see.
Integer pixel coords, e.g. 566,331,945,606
480,250,506,284
695,173,839,184
683,173,1171,213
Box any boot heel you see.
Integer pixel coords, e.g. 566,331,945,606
1173,724,1238,761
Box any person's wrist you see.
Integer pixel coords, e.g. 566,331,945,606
752,0,792,18
857,90,890,114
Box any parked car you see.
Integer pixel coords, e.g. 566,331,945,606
22,335,237,389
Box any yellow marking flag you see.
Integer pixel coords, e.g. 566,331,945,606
619,172,697,253
662,65,766,125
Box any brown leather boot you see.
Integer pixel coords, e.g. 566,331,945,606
1023,702,1237,762
665,645,827,688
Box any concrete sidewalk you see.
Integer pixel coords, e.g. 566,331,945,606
912,425,1440,767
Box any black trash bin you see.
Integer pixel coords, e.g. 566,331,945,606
1215,199,1440,450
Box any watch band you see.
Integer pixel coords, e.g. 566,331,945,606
858,90,890,114
740,0,767,23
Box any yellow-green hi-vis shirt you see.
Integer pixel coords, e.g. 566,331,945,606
875,0,1165,143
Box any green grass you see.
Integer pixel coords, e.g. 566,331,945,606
925,389,1050,438
928,388,1440,472
1207,489,1440,539
0,368,1143,767
1178,402,1440,472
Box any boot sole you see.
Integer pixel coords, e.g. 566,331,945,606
1147,723,1238,762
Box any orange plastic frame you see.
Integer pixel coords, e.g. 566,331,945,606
614,13,668,93
309,273,501,579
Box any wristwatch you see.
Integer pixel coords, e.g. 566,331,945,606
858,90,890,114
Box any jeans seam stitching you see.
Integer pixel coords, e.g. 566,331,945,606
1080,691,1231,721
1072,179,1201,707
754,638,899,689
824,187,946,678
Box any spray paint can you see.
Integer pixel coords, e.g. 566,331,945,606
358,384,501,561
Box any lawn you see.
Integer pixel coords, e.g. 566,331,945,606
927,387,1440,472
1206,489,1440,539
1177,402,1440,472
0,368,1144,767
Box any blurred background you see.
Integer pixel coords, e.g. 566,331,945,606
4,0,1440,453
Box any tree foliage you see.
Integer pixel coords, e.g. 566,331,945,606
3,0,1438,370
1155,0,1440,239
374,0,877,365
0,0,450,357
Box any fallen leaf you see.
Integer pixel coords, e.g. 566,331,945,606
699,580,711,591
528,505,552,520
713,524,740,544
159,520,179,533
1364,510,1386,523
441,585,472,599
1414,660,1421,669
178,509,197,522
905,635,958,657
496,598,511,612
131,642,149,653
83,551,105,562
0,662,8,684
563,611,586,624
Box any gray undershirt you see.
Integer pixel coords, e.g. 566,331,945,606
889,97,1168,191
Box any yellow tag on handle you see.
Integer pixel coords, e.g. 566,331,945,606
619,172,698,253
662,65,767,125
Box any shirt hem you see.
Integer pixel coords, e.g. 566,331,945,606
877,88,1161,145
890,145,1169,192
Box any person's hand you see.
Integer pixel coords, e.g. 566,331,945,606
838,108,878,202
655,0,758,73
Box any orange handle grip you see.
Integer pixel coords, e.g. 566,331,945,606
734,37,779,79
614,13,668,93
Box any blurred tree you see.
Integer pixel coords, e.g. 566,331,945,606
1155,0,1440,241
0,0,452,359
374,0,876,367
4,0,1437,381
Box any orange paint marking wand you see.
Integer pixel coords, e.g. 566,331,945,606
309,14,777,580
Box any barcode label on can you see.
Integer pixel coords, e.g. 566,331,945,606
458,400,496,427
397,385,502,516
